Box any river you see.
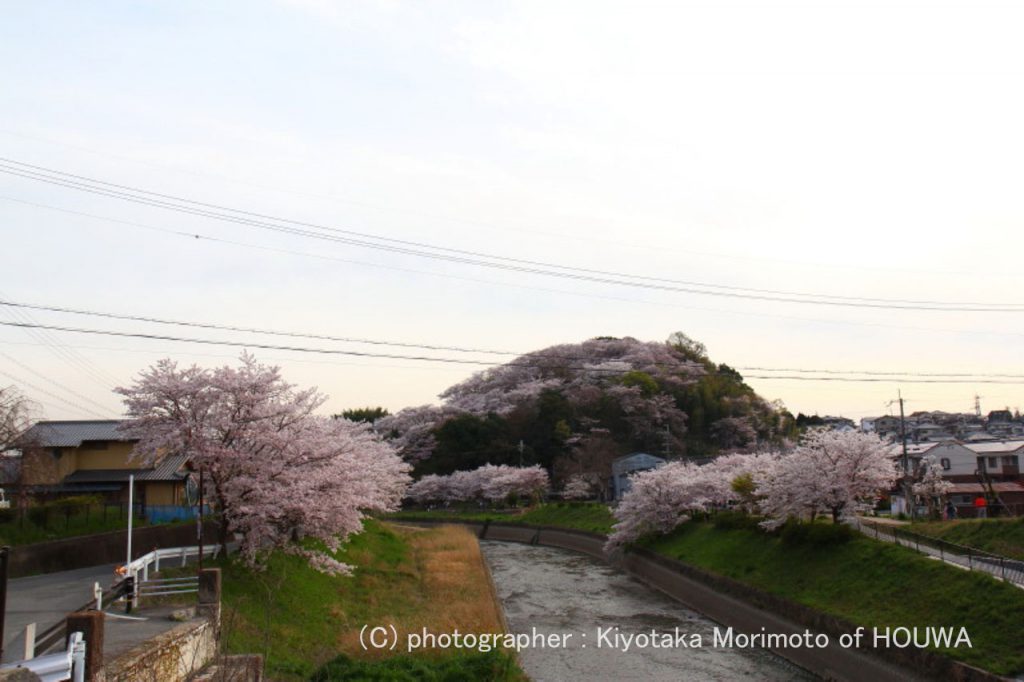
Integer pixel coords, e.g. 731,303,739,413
481,541,816,681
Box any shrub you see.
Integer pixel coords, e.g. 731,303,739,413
779,519,856,546
711,510,763,531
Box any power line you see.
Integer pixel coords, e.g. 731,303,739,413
5,298,1024,379
3,157,1023,313
0,350,116,413
12,194,1024,343
0,367,109,419
3,319,1024,384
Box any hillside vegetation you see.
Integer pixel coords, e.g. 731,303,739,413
212,521,520,681
912,517,1024,561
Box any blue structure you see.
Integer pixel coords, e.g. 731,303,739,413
611,452,667,500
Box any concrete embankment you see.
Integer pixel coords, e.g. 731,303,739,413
401,519,1005,682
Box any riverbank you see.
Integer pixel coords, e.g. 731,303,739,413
397,505,1024,678
911,517,1024,560
211,520,522,680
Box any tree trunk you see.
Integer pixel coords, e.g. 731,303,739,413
832,508,841,523
218,516,230,557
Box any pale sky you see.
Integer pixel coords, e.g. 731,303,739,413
2,0,1024,423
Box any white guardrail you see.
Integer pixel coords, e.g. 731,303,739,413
120,544,219,608
1,631,85,682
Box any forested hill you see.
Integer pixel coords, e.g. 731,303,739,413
374,333,797,478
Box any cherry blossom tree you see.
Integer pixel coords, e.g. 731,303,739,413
912,455,952,519
384,337,705,464
117,354,411,575
405,464,549,506
562,474,596,500
759,430,895,528
607,452,780,549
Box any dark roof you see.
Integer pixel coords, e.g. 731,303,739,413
21,420,134,448
63,453,189,484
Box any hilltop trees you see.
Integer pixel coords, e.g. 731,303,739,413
117,354,410,575
379,334,793,488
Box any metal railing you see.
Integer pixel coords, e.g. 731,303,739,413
122,544,218,609
1,630,85,682
859,520,1024,586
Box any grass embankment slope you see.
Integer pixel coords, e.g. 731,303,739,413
912,517,1024,560
214,520,523,681
414,504,1024,676
643,520,1024,676
388,501,615,535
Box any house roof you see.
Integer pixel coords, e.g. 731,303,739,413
612,452,666,474
948,481,1024,495
62,453,189,484
963,441,1024,454
21,420,134,448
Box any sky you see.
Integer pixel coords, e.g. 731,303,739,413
2,0,1024,423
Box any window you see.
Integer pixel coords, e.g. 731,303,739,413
988,457,998,469
940,458,951,470
1002,456,1018,467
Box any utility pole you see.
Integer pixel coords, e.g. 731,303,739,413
518,440,524,467
897,391,912,519
663,424,672,460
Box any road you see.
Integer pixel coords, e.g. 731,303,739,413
2,563,119,662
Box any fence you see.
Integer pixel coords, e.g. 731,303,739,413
0,630,85,682
859,520,1024,586
0,503,212,534
122,545,220,609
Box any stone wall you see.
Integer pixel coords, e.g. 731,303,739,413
105,617,217,682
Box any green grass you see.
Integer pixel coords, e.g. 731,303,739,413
642,521,1024,676
912,517,1024,560
311,651,523,681
0,506,151,546
388,501,615,535
212,520,523,681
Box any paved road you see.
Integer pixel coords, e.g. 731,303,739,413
3,561,203,664
2,563,119,662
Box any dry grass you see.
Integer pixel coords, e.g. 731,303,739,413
336,523,506,659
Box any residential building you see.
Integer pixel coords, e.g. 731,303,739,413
17,420,192,521
611,452,665,500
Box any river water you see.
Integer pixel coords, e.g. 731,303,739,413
481,541,816,681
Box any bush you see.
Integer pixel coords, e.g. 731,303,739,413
711,510,763,531
47,495,102,509
779,519,855,546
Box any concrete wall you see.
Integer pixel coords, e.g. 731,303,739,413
403,519,1005,682
106,617,217,682
8,520,219,577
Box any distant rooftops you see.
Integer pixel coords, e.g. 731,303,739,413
20,420,134,448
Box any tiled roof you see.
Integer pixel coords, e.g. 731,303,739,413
63,453,189,484
21,420,134,448
963,441,1024,454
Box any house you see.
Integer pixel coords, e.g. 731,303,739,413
17,420,192,521
962,441,1023,482
611,452,666,500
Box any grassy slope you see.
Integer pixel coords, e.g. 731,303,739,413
388,502,616,535
644,522,1024,676
215,520,522,681
912,517,1024,561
